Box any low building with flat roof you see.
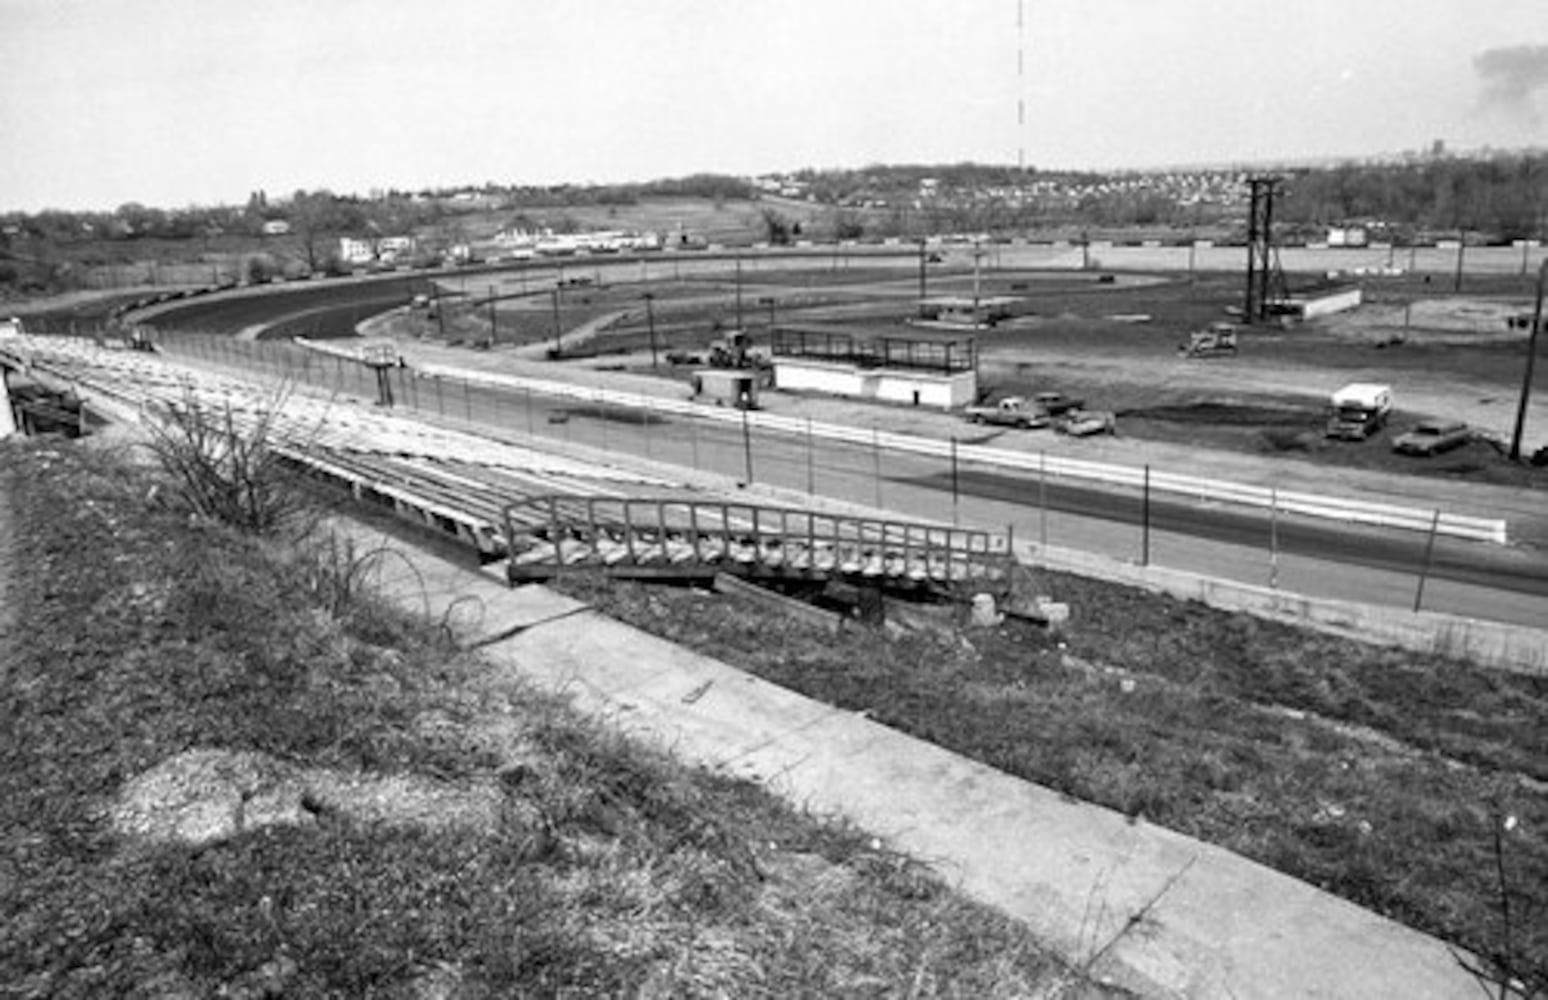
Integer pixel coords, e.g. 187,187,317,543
917,295,1024,327
770,325,977,409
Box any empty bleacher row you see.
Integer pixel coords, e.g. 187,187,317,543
2,335,1014,592
0,335,679,557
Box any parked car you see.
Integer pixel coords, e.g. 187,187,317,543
1056,409,1117,437
1392,419,1470,456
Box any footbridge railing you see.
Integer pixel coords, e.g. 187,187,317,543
502,494,1015,592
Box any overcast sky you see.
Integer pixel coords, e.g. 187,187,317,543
2,0,1545,212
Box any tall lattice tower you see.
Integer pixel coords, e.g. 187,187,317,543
1244,176,1289,323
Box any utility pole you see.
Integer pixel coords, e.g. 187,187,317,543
1509,257,1547,461
917,238,928,317
550,287,563,355
972,241,985,327
734,251,743,329
643,292,658,371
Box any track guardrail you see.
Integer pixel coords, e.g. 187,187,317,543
415,364,1510,545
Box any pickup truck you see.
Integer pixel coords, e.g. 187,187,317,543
1032,391,1086,417
1391,419,1470,456
962,397,1050,429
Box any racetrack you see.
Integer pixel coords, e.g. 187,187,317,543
121,247,1548,625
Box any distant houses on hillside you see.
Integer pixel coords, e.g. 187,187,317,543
336,235,417,267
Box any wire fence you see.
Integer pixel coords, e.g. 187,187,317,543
150,332,1543,625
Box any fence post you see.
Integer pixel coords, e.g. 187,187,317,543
1413,509,1442,612
741,406,754,484
872,425,882,509
1141,464,1151,566
1269,487,1280,589
549,496,563,576
951,435,960,527
806,416,815,495
1038,451,1048,549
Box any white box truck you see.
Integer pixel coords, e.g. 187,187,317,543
1326,382,1393,441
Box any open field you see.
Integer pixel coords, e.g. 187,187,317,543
550,569,1548,990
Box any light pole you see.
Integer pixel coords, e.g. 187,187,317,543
1509,256,1547,462
487,285,497,347
972,241,985,327
550,287,563,355
643,292,658,371
734,251,743,329
917,238,928,317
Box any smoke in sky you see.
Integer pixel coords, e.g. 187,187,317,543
1473,44,1548,120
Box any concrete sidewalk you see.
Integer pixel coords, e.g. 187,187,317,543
341,517,1484,999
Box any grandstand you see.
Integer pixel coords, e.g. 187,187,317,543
0,335,1014,595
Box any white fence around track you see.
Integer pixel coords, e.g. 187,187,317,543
412,362,1509,545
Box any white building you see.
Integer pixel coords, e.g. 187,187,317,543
338,237,375,265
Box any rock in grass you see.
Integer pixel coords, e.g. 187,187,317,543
111,748,519,847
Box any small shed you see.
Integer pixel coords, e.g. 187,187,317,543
692,369,759,409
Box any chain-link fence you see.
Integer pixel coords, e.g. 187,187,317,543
145,332,1542,625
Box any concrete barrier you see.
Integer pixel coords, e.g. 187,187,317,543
1022,542,1548,677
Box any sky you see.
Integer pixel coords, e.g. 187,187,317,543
1,0,1545,212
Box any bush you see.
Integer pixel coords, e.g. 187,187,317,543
142,386,312,536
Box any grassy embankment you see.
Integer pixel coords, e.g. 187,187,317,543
0,436,1107,997
550,569,1548,992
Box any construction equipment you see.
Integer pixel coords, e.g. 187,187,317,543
707,328,753,368
1181,322,1239,358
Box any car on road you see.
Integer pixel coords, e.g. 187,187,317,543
1392,419,1470,456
